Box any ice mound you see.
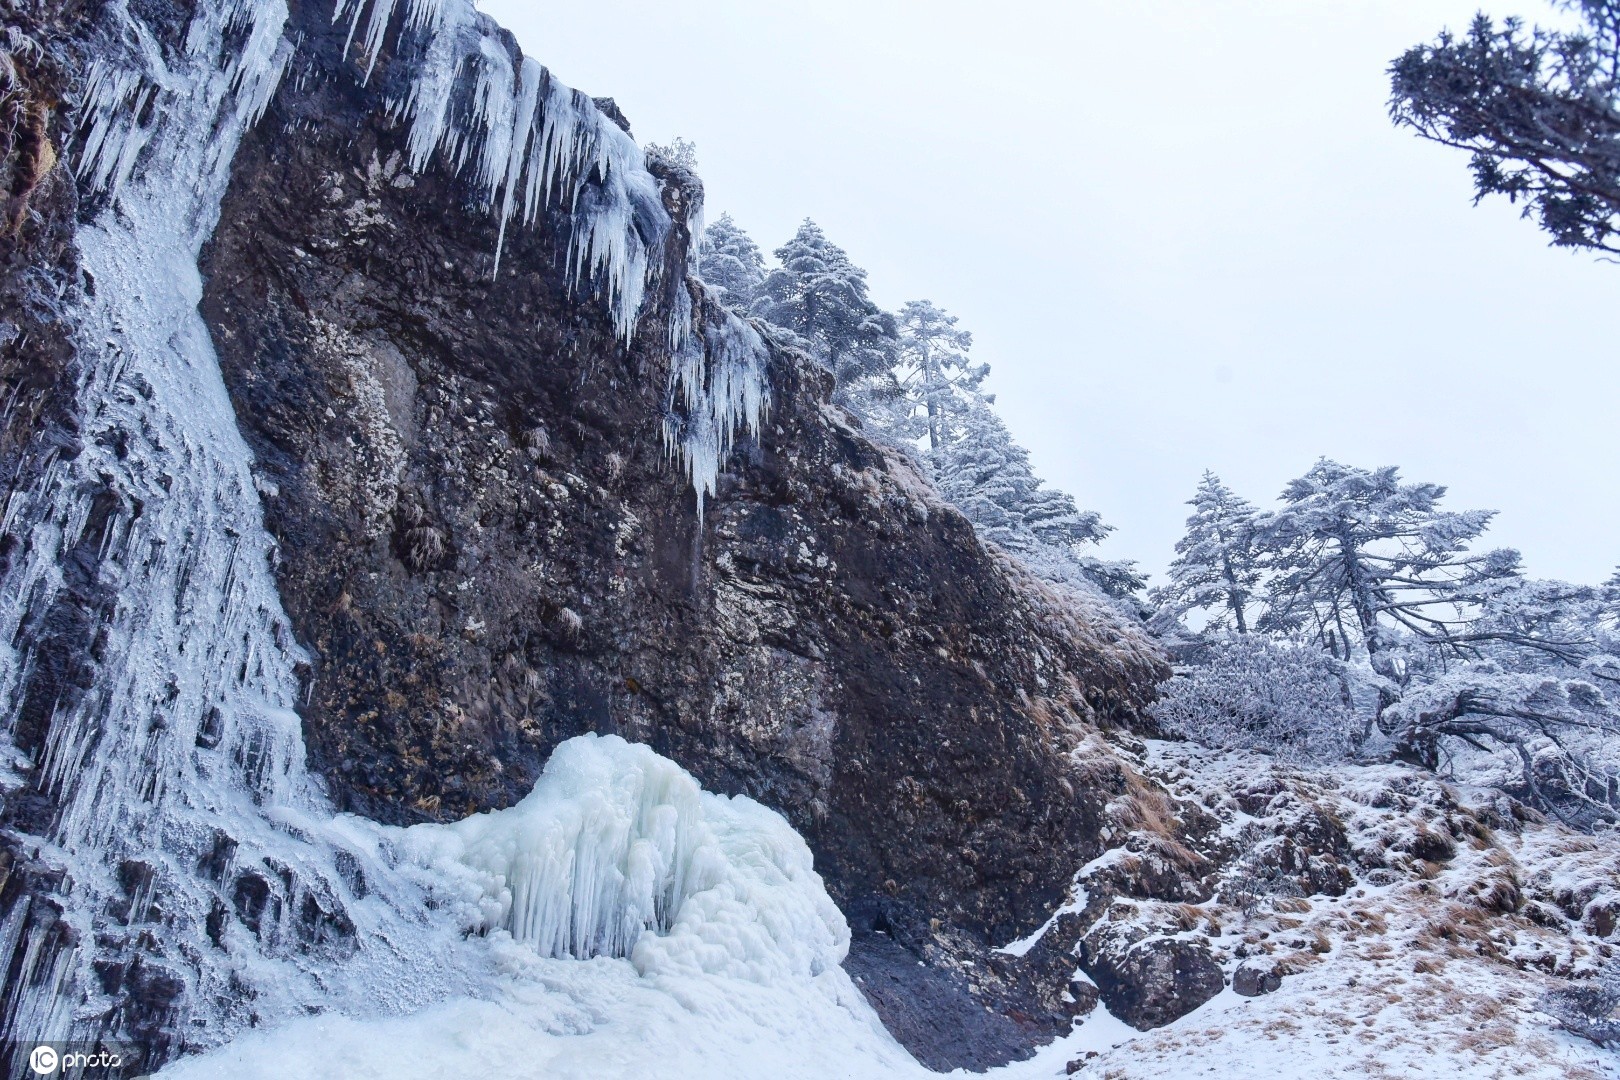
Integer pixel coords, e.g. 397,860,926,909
157,737,920,1080
402,733,849,984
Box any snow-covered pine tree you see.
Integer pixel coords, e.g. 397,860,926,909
1258,459,1521,688
1380,574,1620,823
698,213,766,313
754,219,899,407
894,300,988,451
1153,471,1263,633
1391,1,1620,257
931,394,1141,597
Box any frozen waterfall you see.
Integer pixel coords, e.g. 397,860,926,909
1,0,773,1067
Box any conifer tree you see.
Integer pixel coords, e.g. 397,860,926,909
1154,472,1263,633
931,395,1139,596
698,213,766,313
1391,2,1620,256
894,300,987,452
1258,459,1522,703
754,220,898,405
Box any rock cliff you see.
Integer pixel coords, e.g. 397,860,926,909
1,0,1171,1070
199,1,1170,1066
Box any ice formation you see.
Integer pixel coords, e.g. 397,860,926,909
0,0,779,1061
150,735,925,1080
665,299,773,517
402,734,847,982
5,0,459,1057
327,0,771,508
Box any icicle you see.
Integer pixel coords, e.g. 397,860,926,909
4,0,477,1056
663,297,772,519
327,0,765,499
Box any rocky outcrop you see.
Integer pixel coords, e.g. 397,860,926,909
182,0,1167,1066
0,0,1172,1069
1079,910,1225,1028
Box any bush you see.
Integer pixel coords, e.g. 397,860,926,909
1540,964,1620,1049
1152,636,1360,763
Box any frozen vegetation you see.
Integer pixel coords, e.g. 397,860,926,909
1150,463,1620,830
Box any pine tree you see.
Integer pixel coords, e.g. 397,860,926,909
1258,459,1522,707
931,395,1138,596
894,300,987,452
754,220,898,405
1390,3,1620,257
1154,472,1263,633
698,213,766,313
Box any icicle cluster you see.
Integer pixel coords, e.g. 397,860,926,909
80,0,772,509
329,0,771,503
2,0,777,1059
333,0,668,341
406,734,848,985
3,0,476,1058
664,296,773,517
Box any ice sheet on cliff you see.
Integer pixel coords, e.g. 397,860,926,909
2,0,769,1062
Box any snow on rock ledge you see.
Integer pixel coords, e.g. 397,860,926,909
400,733,849,984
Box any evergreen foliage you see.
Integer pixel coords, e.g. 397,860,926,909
753,219,899,407
1152,472,1262,633
893,300,987,452
1152,635,1359,764
1156,459,1620,824
699,213,767,313
1391,1,1620,255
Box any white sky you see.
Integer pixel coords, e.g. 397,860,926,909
480,0,1618,587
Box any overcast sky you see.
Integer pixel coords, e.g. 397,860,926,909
480,0,1617,587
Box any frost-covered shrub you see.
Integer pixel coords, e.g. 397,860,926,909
1540,964,1620,1049
1384,663,1620,827
1217,824,1307,914
1153,636,1359,763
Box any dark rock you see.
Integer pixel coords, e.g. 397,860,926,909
1233,961,1283,997
844,932,1034,1072
1080,916,1225,1030
0,0,1171,1068
183,1,1168,1067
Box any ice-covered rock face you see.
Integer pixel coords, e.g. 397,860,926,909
0,0,769,1062
400,733,850,984
324,0,771,511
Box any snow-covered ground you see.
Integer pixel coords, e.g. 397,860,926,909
1044,742,1620,1080
156,738,1619,1080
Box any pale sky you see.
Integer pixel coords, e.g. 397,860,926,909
480,0,1618,588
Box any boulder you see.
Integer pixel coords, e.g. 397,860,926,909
1080,919,1225,1029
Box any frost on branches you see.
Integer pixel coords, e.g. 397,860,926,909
1155,459,1620,824
1151,471,1263,634
696,216,1135,599
1152,635,1359,764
